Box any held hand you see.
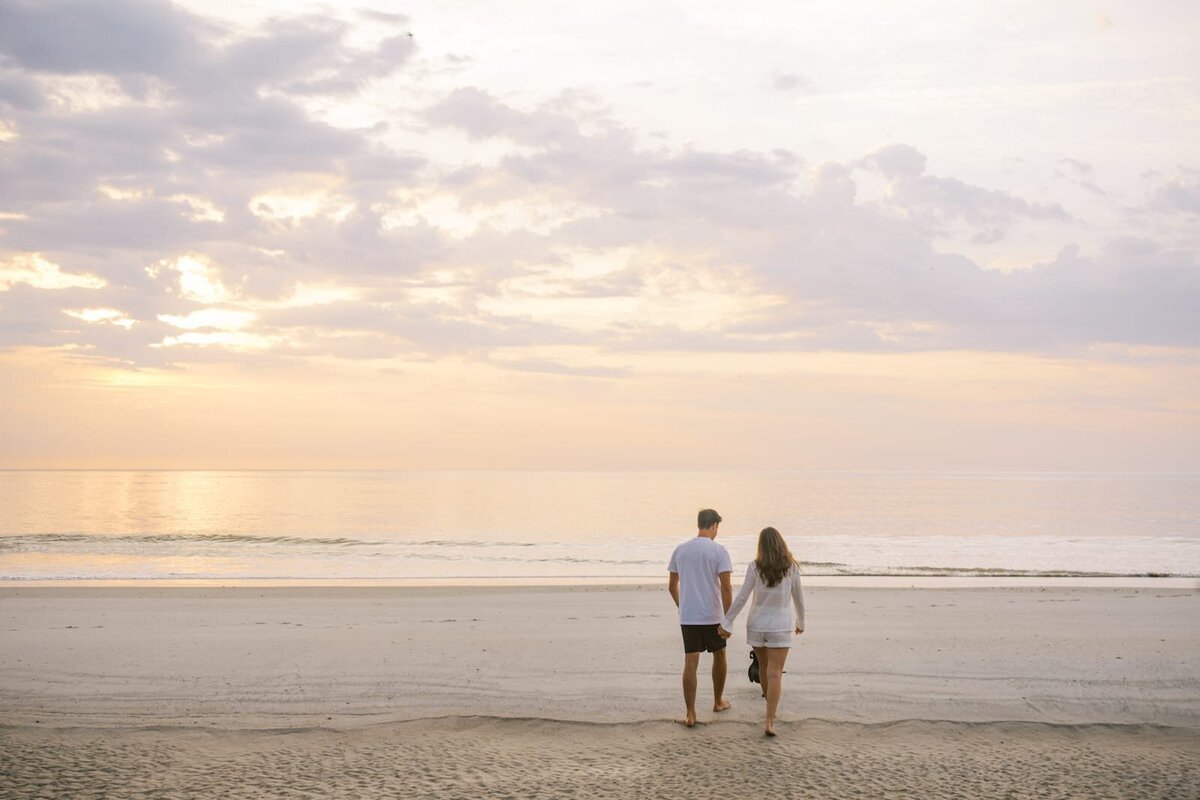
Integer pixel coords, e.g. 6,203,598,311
717,626,731,639
795,626,805,635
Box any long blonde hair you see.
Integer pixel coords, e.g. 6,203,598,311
754,526,797,587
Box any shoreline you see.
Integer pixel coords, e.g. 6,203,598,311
4,574,1199,589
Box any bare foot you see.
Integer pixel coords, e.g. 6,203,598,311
677,713,697,728
713,699,732,713
765,721,777,737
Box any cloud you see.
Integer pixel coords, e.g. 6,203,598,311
486,357,628,378
0,0,1195,374
424,87,582,146
64,307,137,329
222,15,414,98
425,96,1196,353
0,0,413,98
770,72,813,93
0,282,164,361
0,4,426,260
0,67,43,110
158,308,255,331
863,143,927,179
0,253,105,290
859,143,1073,240
0,0,213,79
1054,158,1105,195
1145,166,1200,215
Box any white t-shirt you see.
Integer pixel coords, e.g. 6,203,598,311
668,536,733,625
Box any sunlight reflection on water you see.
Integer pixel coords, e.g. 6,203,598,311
2,471,1197,580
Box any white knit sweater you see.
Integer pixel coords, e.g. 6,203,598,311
721,562,805,633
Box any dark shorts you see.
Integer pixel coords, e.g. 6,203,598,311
680,624,727,654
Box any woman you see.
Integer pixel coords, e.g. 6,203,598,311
717,526,805,736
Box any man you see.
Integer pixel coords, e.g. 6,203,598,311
668,508,733,727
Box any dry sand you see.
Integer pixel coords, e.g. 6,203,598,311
1,585,1198,798
2,718,1197,799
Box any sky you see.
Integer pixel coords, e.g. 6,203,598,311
0,0,1197,470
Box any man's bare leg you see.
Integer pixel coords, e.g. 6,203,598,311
712,647,731,712
681,652,700,727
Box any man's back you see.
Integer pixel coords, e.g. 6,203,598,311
668,537,732,625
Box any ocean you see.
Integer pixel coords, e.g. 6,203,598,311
1,471,1197,582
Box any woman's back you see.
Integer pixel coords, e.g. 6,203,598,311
725,562,805,633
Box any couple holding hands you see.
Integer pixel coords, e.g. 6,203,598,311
667,509,805,736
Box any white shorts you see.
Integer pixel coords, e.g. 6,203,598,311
747,629,793,648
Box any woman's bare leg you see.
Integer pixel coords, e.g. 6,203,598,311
764,647,790,736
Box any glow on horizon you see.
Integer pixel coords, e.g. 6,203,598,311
2,344,1196,471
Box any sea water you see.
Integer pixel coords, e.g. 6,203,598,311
1,471,1197,581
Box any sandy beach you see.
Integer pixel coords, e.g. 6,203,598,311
2,584,1198,797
